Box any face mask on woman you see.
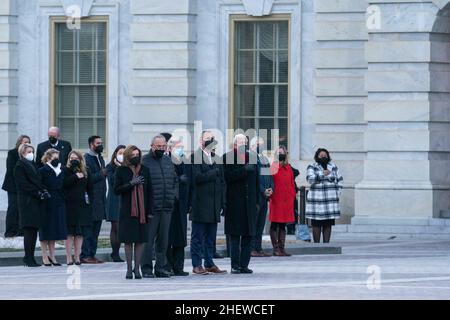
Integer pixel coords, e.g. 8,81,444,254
116,154,124,163
70,159,80,168
278,154,286,162
50,159,60,167
25,153,34,162
173,148,184,158
130,156,141,166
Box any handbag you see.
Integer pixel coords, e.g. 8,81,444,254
296,223,311,242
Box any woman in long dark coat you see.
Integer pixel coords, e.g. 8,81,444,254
39,148,67,266
2,135,31,238
166,138,191,276
222,134,259,274
14,143,49,267
114,145,152,279
63,150,93,265
106,145,126,262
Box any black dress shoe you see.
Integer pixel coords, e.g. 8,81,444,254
173,271,189,276
231,268,241,274
240,267,253,274
133,269,142,279
126,271,133,279
154,271,171,278
23,257,41,268
111,253,124,263
142,271,155,278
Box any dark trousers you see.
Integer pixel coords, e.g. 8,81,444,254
252,199,268,252
229,235,252,270
142,213,171,274
166,245,185,273
5,192,21,237
81,220,102,259
191,222,217,268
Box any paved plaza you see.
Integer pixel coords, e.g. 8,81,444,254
0,237,449,300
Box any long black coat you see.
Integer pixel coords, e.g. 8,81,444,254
63,167,93,228
189,149,226,224
2,148,19,193
39,165,68,241
114,165,152,244
222,150,259,236
84,153,106,221
106,163,121,222
14,159,46,229
36,140,72,168
169,158,192,247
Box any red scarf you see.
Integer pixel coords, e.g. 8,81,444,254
130,165,146,224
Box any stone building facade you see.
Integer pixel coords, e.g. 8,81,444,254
1,0,450,234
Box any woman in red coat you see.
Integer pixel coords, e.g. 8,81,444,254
269,146,297,256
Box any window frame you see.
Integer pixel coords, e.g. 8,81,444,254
49,16,109,153
229,14,291,151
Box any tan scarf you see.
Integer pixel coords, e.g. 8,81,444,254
130,164,146,224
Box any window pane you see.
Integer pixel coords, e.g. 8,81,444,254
259,51,274,83
97,51,106,83
278,21,288,49
278,118,288,147
57,25,75,51
79,118,94,148
237,118,255,132
97,118,106,142
58,118,75,144
279,85,288,117
236,85,255,117
259,86,274,117
259,118,274,150
258,23,274,49
79,87,94,116
79,23,95,50
97,87,106,116
278,50,288,83
57,52,75,83
237,51,254,83
79,52,94,83
96,23,107,50
57,87,75,117
237,22,254,49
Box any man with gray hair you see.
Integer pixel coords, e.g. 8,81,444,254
142,134,179,278
36,127,72,168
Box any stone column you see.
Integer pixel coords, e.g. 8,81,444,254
129,0,196,150
355,0,450,222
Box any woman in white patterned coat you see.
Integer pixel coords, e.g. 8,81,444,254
306,148,343,243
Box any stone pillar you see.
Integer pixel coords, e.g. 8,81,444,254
129,0,196,151
355,0,450,221
313,0,368,222
0,0,18,212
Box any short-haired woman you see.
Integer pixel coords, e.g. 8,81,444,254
269,146,297,256
63,150,93,265
2,135,31,238
39,148,68,266
114,145,152,279
106,145,126,262
306,148,343,243
14,143,49,267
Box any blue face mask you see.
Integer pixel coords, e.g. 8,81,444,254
174,148,184,158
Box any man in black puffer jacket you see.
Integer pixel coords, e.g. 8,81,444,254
141,135,178,278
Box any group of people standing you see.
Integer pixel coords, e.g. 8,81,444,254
2,127,343,279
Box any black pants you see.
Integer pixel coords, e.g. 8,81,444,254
5,192,21,237
81,220,102,259
229,235,252,270
23,227,38,261
166,245,185,273
142,214,172,274
252,199,268,252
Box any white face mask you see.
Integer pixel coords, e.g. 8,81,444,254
25,153,34,162
116,154,124,163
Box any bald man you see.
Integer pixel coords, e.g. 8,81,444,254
36,127,72,168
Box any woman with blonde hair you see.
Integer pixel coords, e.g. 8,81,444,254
39,148,67,266
63,150,93,265
114,145,152,279
2,135,31,238
269,145,297,256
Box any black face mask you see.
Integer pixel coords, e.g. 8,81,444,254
278,154,286,162
51,159,59,167
49,136,57,145
318,157,329,169
70,160,80,168
204,138,216,149
130,156,141,166
94,145,104,154
154,150,165,159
